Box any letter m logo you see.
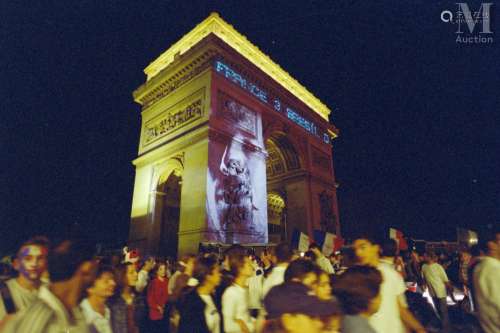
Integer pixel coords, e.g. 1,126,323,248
456,3,493,34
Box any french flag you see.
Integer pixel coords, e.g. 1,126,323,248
291,229,310,252
389,228,408,251
313,230,344,255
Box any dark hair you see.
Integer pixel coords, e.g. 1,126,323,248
284,259,318,283
381,239,398,257
275,243,292,263
332,265,382,315
48,239,95,282
308,243,321,251
193,256,219,285
229,252,249,278
304,250,317,262
113,263,136,296
151,262,166,277
84,262,114,296
426,252,438,261
17,236,50,257
224,244,246,261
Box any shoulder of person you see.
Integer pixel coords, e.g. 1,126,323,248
11,300,55,333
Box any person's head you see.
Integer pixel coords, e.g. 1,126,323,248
381,239,398,258
308,243,322,256
284,259,319,290
353,235,381,266
460,251,471,262
14,236,49,283
177,254,196,275
275,242,293,264
304,250,317,262
478,230,500,259
223,244,246,270
314,270,332,301
260,248,273,266
425,252,438,263
332,265,382,316
86,264,116,301
153,262,167,278
264,282,341,333
230,253,253,279
113,263,137,296
193,255,221,289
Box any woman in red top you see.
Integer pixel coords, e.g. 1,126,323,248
147,262,169,333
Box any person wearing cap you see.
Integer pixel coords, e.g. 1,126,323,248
263,281,341,333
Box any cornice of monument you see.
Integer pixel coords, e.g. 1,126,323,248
134,46,217,109
142,12,331,121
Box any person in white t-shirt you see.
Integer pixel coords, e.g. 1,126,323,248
80,264,116,333
353,235,426,333
222,253,255,333
473,231,500,333
0,236,49,328
421,252,452,332
262,243,293,298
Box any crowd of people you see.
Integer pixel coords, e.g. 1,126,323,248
0,229,498,333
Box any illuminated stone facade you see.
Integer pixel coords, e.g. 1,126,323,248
129,13,340,257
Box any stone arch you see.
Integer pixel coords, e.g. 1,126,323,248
265,132,301,178
149,155,184,257
267,191,287,243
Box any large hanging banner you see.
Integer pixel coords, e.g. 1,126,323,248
205,94,268,244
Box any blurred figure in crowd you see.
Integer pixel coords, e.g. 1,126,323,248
284,259,319,291
5,238,97,333
303,250,317,262
259,248,274,277
421,252,452,332
215,244,246,313
80,264,116,333
308,243,334,274
263,281,341,333
314,269,333,301
262,243,292,298
458,250,473,311
0,236,49,326
109,262,140,333
332,265,382,333
328,252,341,273
178,256,222,333
473,230,500,333
147,262,169,333
222,252,255,333
135,256,155,293
170,254,196,302
353,235,426,333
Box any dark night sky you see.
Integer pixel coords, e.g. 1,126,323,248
1,1,499,253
